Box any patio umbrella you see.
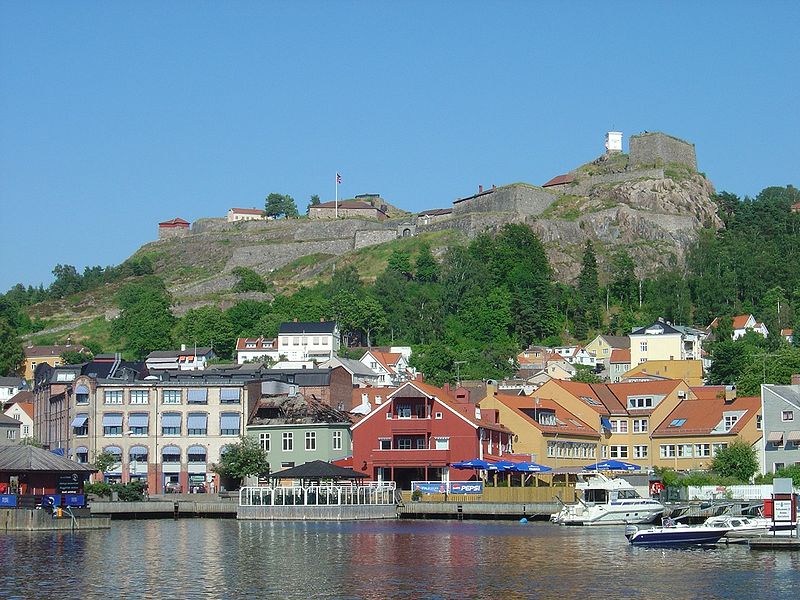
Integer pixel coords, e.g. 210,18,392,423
489,460,517,472
451,459,493,470
511,462,552,473
583,460,641,472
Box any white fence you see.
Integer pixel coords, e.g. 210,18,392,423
685,484,800,501
239,483,396,507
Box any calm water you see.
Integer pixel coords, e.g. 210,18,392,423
1,519,798,599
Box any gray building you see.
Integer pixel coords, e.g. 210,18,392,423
0,413,22,445
761,380,800,474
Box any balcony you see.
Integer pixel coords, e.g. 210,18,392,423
368,448,451,466
386,416,432,433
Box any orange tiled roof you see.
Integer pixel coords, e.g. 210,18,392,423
547,379,683,416
493,394,599,437
236,337,276,351
610,348,631,363
230,208,265,215
652,395,761,437
351,387,396,407
370,351,403,373
11,401,34,419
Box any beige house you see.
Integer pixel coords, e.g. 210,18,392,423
629,320,705,365
309,200,388,220
227,208,267,222
23,345,88,381
622,360,705,387
584,335,630,366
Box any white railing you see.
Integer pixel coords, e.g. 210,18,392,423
239,482,397,507
685,484,800,501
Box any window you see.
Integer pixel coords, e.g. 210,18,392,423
332,431,342,450
396,404,411,418
305,431,317,451
72,414,89,436
712,443,728,456
610,445,628,459
130,390,149,405
162,413,181,436
187,389,208,404
7,429,16,440
76,447,89,464
695,444,711,458
633,445,648,459
260,433,271,452
102,413,123,436
282,432,293,451
677,444,693,458
313,337,319,345
628,397,654,409
187,413,208,436
660,444,676,458
76,388,89,405
773,463,785,473
385,411,392,419
104,390,123,405
668,419,687,428
782,410,794,422
379,439,391,450
23,425,30,436
162,447,181,463
187,446,207,463
640,341,648,352
633,419,648,433
281,462,295,468
611,419,628,433
281,337,288,346
397,438,412,450
756,415,762,430
434,437,449,450
724,415,739,430
435,412,443,420
293,337,300,346
220,389,241,404
539,411,557,427
129,413,149,436
163,390,182,405
601,446,608,458
220,413,240,436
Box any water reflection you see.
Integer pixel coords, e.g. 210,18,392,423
0,520,798,599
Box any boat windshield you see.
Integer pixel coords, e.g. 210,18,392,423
616,490,641,500
584,489,608,503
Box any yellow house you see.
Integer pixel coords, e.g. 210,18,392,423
622,360,705,387
23,345,88,381
584,335,630,363
478,390,600,468
650,389,761,470
629,320,704,365
529,378,694,470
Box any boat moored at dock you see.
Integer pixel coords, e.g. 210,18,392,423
551,473,664,525
625,520,730,546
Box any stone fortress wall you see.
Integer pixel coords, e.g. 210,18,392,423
629,132,697,170
451,185,557,217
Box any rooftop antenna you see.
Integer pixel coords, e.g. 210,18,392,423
454,361,467,387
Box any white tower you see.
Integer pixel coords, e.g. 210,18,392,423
605,131,623,153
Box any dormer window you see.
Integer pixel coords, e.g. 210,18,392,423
724,415,739,430
538,410,557,427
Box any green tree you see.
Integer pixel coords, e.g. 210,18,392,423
225,300,271,336
0,318,24,376
94,450,119,475
574,240,601,339
111,278,175,360
330,290,387,347
61,350,94,365
711,439,759,482
736,345,800,395
414,243,439,283
307,194,321,213
572,365,601,383
265,193,299,218
212,436,270,486
173,306,236,359
387,250,413,280
231,267,270,293
254,312,290,339
609,249,638,307
329,264,363,295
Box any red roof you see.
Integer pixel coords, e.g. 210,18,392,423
652,395,761,438
158,217,190,227
610,348,631,363
493,394,599,438
229,208,265,215
542,173,575,187
313,200,386,214
236,337,276,351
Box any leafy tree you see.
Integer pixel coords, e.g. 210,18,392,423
111,278,175,360
574,240,601,339
330,290,387,347
19,436,44,448
736,345,800,395
232,267,270,293
711,439,759,482
49,264,83,298
94,450,119,475
173,306,236,359
608,249,638,307
265,193,298,218
387,250,413,280
329,264,363,295
61,350,94,365
572,365,601,383
414,243,439,283
307,194,321,213
225,300,271,336
0,318,24,376
254,312,290,339
212,436,270,486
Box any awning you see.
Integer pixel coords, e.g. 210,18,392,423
75,385,90,394
129,446,148,457
162,413,181,428
187,445,207,458
220,414,240,429
162,446,181,456
71,414,88,428
187,414,208,429
767,431,784,443
105,446,122,456
75,446,88,454
220,388,241,402
128,414,149,428
187,389,208,403
786,431,800,443
102,414,123,427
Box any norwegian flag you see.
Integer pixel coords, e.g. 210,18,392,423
336,172,342,184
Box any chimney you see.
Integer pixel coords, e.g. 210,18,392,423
478,185,483,193
181,344,186,352
474,407,482,420
294,318,298,322
792,374,800,385
725,385,736,403
443,383,451,394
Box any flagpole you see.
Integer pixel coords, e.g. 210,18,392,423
335,173,338,219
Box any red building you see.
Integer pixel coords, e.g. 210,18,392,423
351,380,514,489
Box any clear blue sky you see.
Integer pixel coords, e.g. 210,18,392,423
1,1,798,291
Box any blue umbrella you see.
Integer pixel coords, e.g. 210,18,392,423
451,459,493,470
489,460,517,472
583,460,641,472
511,461,552,473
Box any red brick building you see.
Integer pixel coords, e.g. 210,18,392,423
351,380,514,489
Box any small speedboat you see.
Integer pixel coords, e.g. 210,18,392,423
703,515,771,540
625,520,729,546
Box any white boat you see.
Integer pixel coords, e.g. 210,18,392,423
550,473,665,526
703,515,771,540
625,521,729,546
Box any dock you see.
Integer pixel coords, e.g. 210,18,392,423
90,495,238,519
399,500,559,520
2,508,110,531
748,536,800,550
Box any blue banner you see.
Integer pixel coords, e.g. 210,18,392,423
0,494,17,507
449,481,483,495
413,482,449,495
63,494,85,507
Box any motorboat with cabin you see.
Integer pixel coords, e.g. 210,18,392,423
625,519,730,546
702,515,771,540
551,473,664,525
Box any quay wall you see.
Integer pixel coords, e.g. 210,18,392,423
237,504,397,520
1,508,110,531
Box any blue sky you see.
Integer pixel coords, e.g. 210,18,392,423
1,1,798,291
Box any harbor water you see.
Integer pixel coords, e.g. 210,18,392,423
1,519,798,599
